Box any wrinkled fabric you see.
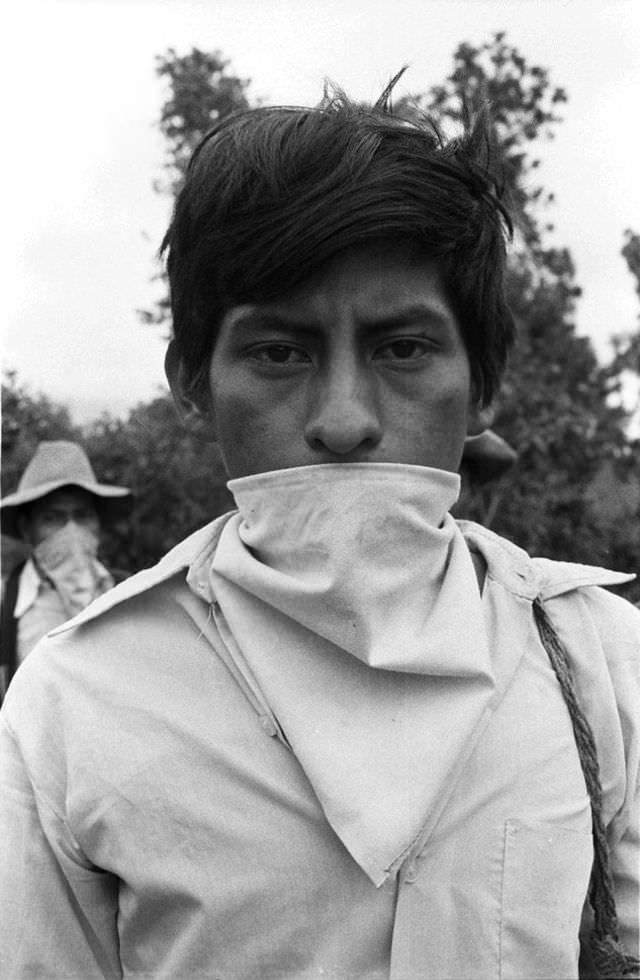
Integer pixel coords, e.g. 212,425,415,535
220,464,468,671
0,517,638,980
196,464,494,883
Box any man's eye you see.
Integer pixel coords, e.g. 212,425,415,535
251,345,310,365
374,339,429,360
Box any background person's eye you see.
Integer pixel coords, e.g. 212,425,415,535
375,338,429,360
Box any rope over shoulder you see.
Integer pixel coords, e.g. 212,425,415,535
532,598,640,979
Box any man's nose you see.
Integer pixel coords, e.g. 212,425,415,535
304,366,382,456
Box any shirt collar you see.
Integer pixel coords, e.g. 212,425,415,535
49,514,634,637
458,520,634,599
48,517,230,635
13,559,44,619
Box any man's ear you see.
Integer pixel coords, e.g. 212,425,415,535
466,396,496,438
165,341,217,442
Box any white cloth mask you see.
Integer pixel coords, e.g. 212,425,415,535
190,463,495,885
33,522,113,617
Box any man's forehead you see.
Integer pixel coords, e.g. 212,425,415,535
224,244,455,330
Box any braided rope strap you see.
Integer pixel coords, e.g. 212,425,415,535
532,599,640,979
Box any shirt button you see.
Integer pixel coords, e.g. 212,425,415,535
404,862,418,884
259,715,278,737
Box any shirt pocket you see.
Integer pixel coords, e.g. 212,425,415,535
499,819,593,980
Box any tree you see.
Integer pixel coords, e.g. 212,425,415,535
622,229,640,303
610,229,640,375
412,34,640,579
140,48,254,332
1,371,80,497
155,47,252,196
422,31,567,254
83,399,233,573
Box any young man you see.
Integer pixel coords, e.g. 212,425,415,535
1,89,638,980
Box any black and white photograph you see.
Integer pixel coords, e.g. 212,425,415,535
2,1,639,977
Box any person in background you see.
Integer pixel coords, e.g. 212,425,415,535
0,440,131,696
1,84,638,980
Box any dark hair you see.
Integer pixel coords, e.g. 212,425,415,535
162,79,515,405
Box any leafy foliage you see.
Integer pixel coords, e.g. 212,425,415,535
82,399,232,573
139,48,253,332
610,230,640,376
155,47,251,195
1,371,80,496
421,32,568,253
412,34,640,585
622,229,640,302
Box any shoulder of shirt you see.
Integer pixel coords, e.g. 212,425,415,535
48,511,236,637
46,512,637,637
12,558,42,619
456,519,636,601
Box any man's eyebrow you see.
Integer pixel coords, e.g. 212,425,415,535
229,304,453,333
357,304,453,331
229,311,305,332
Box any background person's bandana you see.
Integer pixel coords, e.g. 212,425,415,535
33,523,113,617
190,463,495,885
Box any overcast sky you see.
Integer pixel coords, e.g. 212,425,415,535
4,0,640,422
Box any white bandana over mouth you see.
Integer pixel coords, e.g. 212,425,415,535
191,463,495,885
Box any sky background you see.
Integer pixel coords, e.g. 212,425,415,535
4,0,640,422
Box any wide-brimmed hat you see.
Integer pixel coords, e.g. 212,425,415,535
462,430,517,484
1,441,132,538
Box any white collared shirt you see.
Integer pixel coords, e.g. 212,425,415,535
1,519,638,979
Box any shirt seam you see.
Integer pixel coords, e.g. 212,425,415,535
0,713,92,867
